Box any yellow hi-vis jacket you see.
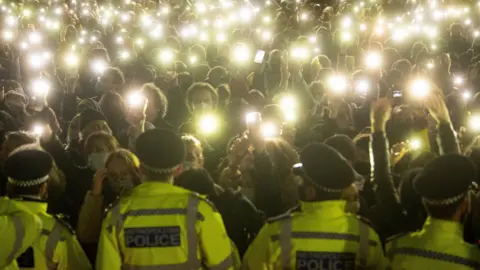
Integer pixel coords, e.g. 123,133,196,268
242,200,387,269
386,217,480,270
0,197,42,270
13,199,92,270
96,181,239,270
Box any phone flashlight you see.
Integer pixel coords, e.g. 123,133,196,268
409,138,422,150
355,80,369,95
31,78,50,96
328,75,348,93
32,124,44,137
365,52,382,69
410,78,430,99
246,112,261,125
127,92,145,107
198,114,219,135
261,122,280,139
469,114,480,132
254,50,265,64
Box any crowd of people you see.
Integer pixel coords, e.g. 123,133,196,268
2,0,480,268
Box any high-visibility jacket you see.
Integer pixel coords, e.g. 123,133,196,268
13,199,92,270
242,200,387,269
386,217,480,269
0,197,42,270
96,181,238,270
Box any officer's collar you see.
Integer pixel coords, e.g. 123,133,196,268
13,197,48,214
423,217,463,236
300,200,347,214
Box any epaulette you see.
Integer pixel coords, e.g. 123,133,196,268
386,232,410,243
193,192,217,212
54,215,75,235
356,215,376,229
104,198,121,218
267,212,294,223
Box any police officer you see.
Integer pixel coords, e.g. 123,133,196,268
96,129,237,269
0,197,42,270
5,149,92,270
242,143,386,269
386,154,480,269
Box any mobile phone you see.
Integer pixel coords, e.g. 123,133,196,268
254,50,265,64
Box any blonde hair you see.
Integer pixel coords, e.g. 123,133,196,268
106,149,140,169
84,132,119,154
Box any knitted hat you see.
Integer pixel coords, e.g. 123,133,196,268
414,154,475,205
135,129,185,174
300,143,355,193
79,108,106,130
5,150,53,188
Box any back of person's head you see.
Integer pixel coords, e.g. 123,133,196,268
175,61,188,73
190,64,210,82
1,131,37,163
142,83,168,120
414,154,476,220
391,59,412,76
190,45,207,62
175,168,216,196
135,129,186,182
299,143,355,201
207,66,229,87
217,84,231,106
177,72,194,92
324,134,356,163
99,91,127,122
101,67,125,87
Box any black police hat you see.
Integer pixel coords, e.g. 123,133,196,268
414,154,475,205
135,129,185,174
300,143,355,193
5,150,53,187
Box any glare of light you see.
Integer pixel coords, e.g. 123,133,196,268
410,139,421,150
427,62,434,69
32,125,44,137
141,14,153,27
263,16,271,24
197,3,207,13
232,44,250,63
454,76,464,86
355,80,369,95
160,6,169,14
465,19,472,25
262,31,272,41
360,24,367,31
474,31,480,38
328,75,348,93
120,50,130,60
431,44,437,50
341,32,352,42
463,91,472,100
300,13,308,21
65,53,79,67
245,112,259,124
199,114,219,135
365,52,382,69
150,26,163,40
265,0,271,5
279,95,296,110
91,60,107,74
54,7,62,15
261,122,279,139
2,30,14,41
374,26,384,36
308,35,317,43
127,92,144,107
190,55,198,65
29,53,45,69
135,39,144,46
20,42,28,50
290,47,309,60
90,36,98,43
410,78,430,98
314,47,320,53
159,49,174,63
469,114,480,132
28,32,42,45
216,33,226,43
5,15,16,26
240,7,252,22
23,9,31,17
31,78,50,96
121,13,130,22
342,17,352,28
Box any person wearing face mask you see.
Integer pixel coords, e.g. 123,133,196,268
77,149,140,262
5,149,92,270
386,155,480,269
242,143,386,269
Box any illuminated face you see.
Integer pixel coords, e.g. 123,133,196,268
191,89,214,113
185,143,204,169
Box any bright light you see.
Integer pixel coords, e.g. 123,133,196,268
216,33,226,43
189,55,198,65
31,78,50,96
28,32,42,45
474,31,480,38
159,49,174,64
91,60,107,74
410,139,421,150
454,76,464,86
119,50,130,60
127,92,145,107
355,80,369,95
342,17,352,28
365,52,382,69
290,47,309,60
2,30,14,41
410,78,430,99
232,44,250,63
360,24,367,31
261,122,279,139
469,114,480,132
245,112,260,124
463,91,472,100
328,75,348,93
279,95,296,110
341,32,352,42
64,53,79,67
32,124,44,137
427,62,434,69
198,114,219,135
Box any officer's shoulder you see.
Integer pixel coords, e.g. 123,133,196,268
386,232,410,243
191,192,217,210
266,205,302,224
54,215,75,235
351,215,381,234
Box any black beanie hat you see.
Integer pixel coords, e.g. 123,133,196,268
80,109,106,130
300,143,355,192
136,129,185,174
325,134,356,163
414,154,475,204
5,150,53,187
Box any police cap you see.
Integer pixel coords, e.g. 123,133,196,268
135,129,185,174
300,143,355,193
414,154,475,205
5,149,53,187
